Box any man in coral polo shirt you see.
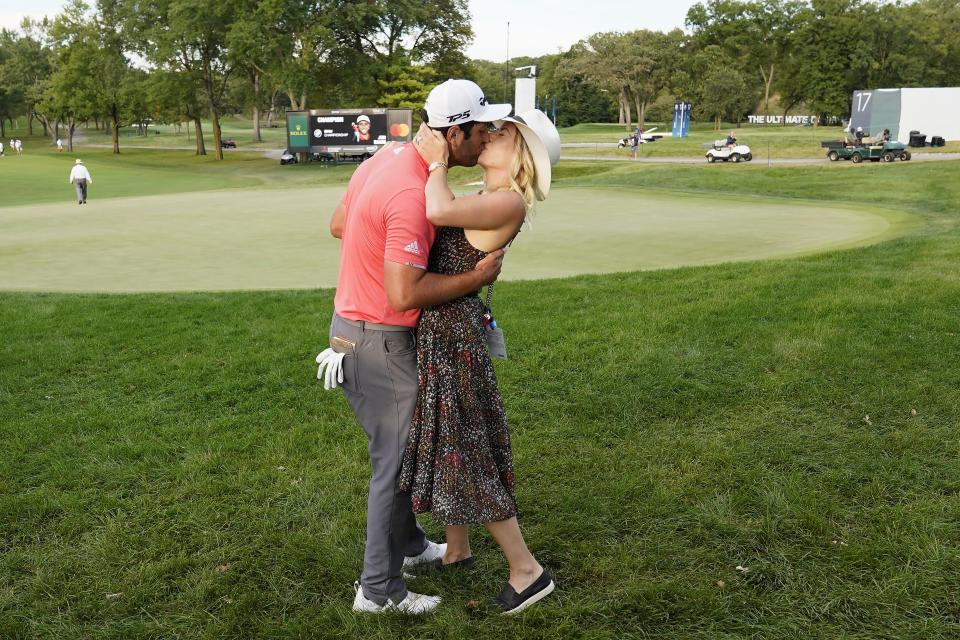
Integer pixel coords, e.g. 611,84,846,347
327,80,511,615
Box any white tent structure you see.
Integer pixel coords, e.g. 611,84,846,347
849,87,960,142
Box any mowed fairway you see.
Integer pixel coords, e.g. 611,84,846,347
0,185,917,292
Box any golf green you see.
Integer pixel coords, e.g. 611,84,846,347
0,186,920,292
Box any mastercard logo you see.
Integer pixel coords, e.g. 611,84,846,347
389,123,410,137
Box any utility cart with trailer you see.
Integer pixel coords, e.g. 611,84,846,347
822,139,911,163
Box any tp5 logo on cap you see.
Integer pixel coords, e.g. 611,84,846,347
423,79,511,128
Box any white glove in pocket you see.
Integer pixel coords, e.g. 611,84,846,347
316,348,346,390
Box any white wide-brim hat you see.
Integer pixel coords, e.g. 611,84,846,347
496,109,561,199
424,79,511,128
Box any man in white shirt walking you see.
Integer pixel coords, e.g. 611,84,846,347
69,159,93,204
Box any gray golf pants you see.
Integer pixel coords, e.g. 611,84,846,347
330,313,428,605
74,179,87,203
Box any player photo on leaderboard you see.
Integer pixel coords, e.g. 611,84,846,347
312,113,384,145
353,115,371,142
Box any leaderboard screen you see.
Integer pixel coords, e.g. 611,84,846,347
286,109,413,153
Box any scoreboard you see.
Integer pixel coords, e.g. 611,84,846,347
286,108,413,154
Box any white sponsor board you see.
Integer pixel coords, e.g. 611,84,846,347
747,115,818,125
514,78,536,115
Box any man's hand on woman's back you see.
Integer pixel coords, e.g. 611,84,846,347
475,249,504,286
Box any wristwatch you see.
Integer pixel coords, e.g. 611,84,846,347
428,161,447,174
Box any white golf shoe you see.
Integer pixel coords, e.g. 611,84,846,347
352,581,440,614
402,540,447,570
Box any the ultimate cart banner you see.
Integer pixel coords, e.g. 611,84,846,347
285,108,413,154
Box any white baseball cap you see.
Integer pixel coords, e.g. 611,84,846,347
495,109,562,199
75,159,83,164
356,115,370,124
423,79,511,128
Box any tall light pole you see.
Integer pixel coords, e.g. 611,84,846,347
504,22,510,104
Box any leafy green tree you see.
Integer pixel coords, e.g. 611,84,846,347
527,49,616,126
43,2,98,151
686,0,802,118
559,35,635,128
558,30,684,130
912,0,960,86
228,0,336,140
0,20,54,135
863,0,949,89
377,56,435,109
93,2,142,153
467,58,510,105
681,44,753,127
119,0,237,158
39,0,144,154
0,30,28,137
124,68,153,135
332,0,472,106
622,29,687,127
700,64,752,128
549,74,616,127
146,69,209,154
778,0,875,119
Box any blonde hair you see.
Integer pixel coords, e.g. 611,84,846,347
483,127,542,212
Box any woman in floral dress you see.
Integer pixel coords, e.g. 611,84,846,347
398,109,561,614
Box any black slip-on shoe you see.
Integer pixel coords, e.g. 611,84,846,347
443,556,476,570
406,555,475,577
492,569,555,615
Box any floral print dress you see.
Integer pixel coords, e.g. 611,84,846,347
397,226,518,525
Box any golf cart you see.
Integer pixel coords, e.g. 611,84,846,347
280,149,298,165
617,127,666,147
823,139,911,163
704,139,752,163
221,139,237,149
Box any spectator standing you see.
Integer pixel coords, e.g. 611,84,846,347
57,138,64,152
69,159,93,204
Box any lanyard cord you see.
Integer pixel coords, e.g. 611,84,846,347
485,284,494,312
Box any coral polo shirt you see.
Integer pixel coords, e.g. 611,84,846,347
334,143,435,327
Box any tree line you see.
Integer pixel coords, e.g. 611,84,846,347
480,0,960,130
0,0,473,157
1,0,957,157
